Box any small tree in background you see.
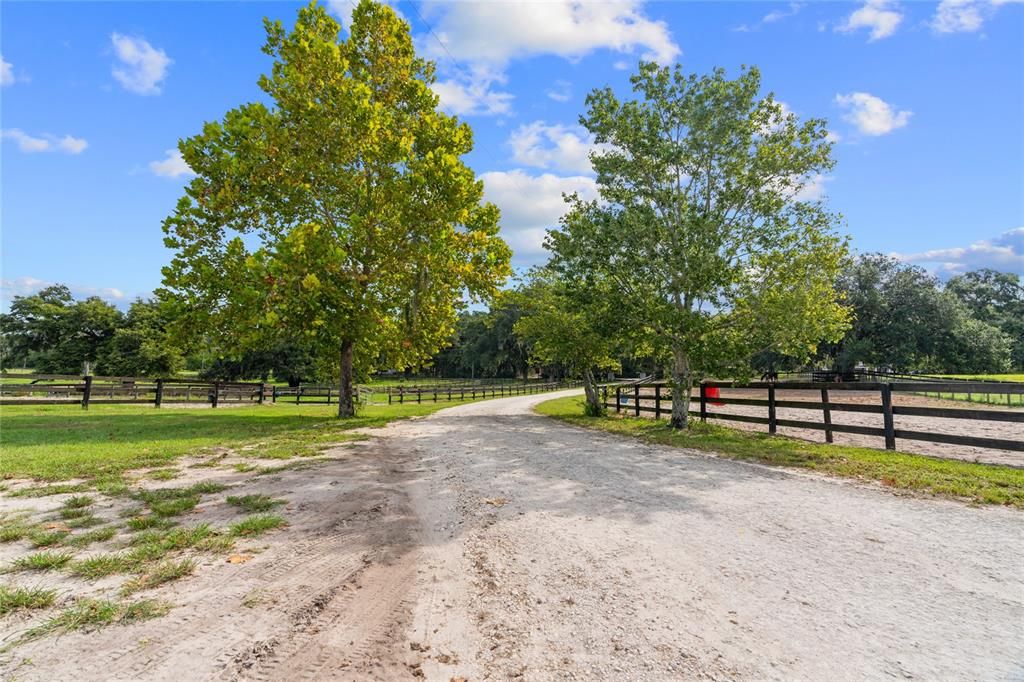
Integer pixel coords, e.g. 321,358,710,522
513,270,621,416
550,64,851,428
160,1,510,416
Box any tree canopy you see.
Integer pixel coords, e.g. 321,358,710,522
548,63,851,427
160,0,510,415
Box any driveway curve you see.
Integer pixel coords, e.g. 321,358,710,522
398,389,1024,680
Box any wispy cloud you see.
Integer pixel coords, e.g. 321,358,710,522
893,227,1024,276
835,92,911,136
1,55,15,86
1,129,88,154
545,80,572,103
111,33,172,95
149,149,194,178
836,0,903,41
1,276,129,309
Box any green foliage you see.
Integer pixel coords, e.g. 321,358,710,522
550,63,850,427
126,516,177,532
99,299,185,376
946,269,1023,370
29,529,69,547
63,495,94,509
512,270,621,414
160,0,511,417
829,255,1012,373
0,586,56,615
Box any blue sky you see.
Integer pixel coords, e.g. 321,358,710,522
2,0,1022,309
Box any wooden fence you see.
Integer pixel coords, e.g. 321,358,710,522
387,379,580,404
603,380,1024,453
0,375,265,409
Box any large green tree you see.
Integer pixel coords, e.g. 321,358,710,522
549,64,851,427
946,269,1024,370
160,1,510,416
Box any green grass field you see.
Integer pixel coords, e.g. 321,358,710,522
535,396,1024,509
0,400,472,481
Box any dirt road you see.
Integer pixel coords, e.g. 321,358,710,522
4,390,1022,680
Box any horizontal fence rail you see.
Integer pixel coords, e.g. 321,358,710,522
0,375,265,409
0,374,582,409
601,380,1024,454
386,379,581,404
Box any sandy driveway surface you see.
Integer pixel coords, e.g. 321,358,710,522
4,390,1022,680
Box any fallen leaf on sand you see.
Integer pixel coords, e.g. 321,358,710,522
483,497,508,507
227,554,254,564
44,523,69,530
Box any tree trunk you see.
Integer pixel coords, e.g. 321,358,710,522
582,366,602,416
669,345,691,429
338,340,355,418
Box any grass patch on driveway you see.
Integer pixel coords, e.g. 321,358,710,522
535,396,1024,509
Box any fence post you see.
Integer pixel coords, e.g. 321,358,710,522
634,385,640,417
881,383,896,450
820,387,833,444
767,384,777,435
212,382,220,408
654,384,662,420
81,375,93,410
296,387,301,405
433,389,437,403
272,385,277,403
155,378,164,409
699,383,707,423
417,389,421,404
258,382,265,405
388,390,392,405
615,386,621,413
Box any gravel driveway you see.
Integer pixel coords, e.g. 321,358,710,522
4,390,1021,680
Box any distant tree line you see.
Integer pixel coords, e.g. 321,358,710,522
1,258,1018,383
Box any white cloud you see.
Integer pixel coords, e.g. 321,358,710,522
0,276,127,307
432,67,513,116
894,227,1024,275
613,60,631,71
149,149,195,178
110,33,172,95
417,0,679,116
734,2,803,31
508,122,608,175
835,92,911,136
480,169,598,260
1,55,14,86
930,0,1021,33
546,80,571,103
1,129,88,154
836,0,903,40
793,174,832,202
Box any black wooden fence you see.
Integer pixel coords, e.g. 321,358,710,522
603,380,1024,453
386,379,581,404
0,375,265,409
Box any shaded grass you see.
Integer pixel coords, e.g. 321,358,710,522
15,598,169,646
69,553,134,579
10,550,74,571
63,495,94,509
0,514,34,543
63,526,117,548
536,395,1024,509
226,494,285,513
148,496,199,517
0,586,57,615
230,514,285,537
145,468,180,481
0,401,476,481
125,515,177,532
64,513,104,529
29,529,69,548
120,559,195,595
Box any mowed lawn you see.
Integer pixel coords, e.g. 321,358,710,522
0,401,465,481
536,396,1024,509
